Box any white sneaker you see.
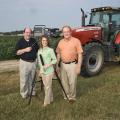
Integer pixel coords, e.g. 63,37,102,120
32,91,36,96
22,95,28,99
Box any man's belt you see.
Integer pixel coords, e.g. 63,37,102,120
62,60,77,64
22,59,35,62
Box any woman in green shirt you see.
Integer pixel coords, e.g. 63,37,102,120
37,36,57,107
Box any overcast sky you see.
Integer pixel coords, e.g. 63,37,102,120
0,0,120,32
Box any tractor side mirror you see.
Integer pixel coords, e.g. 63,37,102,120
109,22,112,26
109,21,116,26
85,14,88,18
109,21,117,29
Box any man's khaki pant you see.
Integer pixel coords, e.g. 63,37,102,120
19,59,36,98
60,62,77,100
41,73,53,105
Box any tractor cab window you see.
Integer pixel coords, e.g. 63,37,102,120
90,12,100,25
101,14,110,41
111,13,120,28
109,13,120,42
102,14,109,24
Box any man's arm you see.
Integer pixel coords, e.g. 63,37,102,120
75,38,83,74
56,53,61,67
55,53,61,73
16,47,32,55
76,53,83,74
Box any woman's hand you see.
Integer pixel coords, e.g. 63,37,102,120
43,64,52,70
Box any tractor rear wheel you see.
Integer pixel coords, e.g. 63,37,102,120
82,42,104,76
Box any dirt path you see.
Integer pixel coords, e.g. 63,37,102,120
0,60,19,73
0,59,119,74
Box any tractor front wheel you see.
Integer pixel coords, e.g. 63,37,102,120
82,42,104,76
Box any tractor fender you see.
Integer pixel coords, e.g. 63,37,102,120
115,31,120,44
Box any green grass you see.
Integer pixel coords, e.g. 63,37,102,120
0,36,21,60
0,63,120,120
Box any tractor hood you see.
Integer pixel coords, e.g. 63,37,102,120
72,26,102,45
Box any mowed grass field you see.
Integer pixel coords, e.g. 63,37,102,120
0,62,120,120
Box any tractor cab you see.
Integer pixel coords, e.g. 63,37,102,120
89,6,120,43
88,7,120,60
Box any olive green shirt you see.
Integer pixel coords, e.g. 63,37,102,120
37,47,57,75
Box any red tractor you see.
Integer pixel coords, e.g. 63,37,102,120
72,6,120,76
